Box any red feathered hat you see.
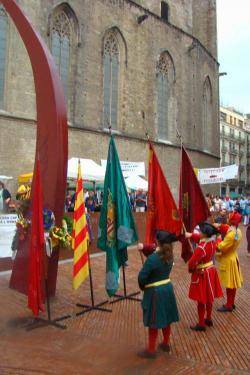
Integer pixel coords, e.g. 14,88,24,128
228,212,242,226
219,224,230,237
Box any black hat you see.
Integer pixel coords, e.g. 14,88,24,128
198,222,219,237
156,230,177,244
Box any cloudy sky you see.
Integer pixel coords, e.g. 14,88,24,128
217,0,250,114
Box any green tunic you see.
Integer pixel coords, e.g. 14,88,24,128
138,252,179,328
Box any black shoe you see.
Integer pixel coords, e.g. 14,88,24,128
158,343,170,352
233,304,236,310
190,324,206,332
217,305,233,312
205,319,213,327
137,350,156,359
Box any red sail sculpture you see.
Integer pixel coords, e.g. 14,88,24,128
0,0,68,296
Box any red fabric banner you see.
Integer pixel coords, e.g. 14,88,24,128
146,142,182,244
28,160,45,316
179,146,210,261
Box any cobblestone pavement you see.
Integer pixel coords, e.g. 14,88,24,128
0,227,249,374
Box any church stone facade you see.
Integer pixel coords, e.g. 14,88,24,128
0,0,219,197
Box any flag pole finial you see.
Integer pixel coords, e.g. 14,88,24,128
145,132,150,141
176,128,183,147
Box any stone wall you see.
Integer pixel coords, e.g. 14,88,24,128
0,0,220,197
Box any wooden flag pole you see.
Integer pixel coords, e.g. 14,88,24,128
176,129,195,255
75,244,112,316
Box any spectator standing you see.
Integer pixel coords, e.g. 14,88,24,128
244,198,250,226
0,181,11,213
135,189,147,212
215,209,228,224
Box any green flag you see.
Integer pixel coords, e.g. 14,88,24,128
97,136,138,297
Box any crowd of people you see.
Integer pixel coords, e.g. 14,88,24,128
206,194,250,225
65,188,148,213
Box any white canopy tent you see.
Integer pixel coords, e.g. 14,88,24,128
67,158,105,182
125,175,148,191
0,175,13,180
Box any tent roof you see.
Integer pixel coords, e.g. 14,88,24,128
0,175,13,180
67,158,105,182
125,175,148,191
18,173,33,184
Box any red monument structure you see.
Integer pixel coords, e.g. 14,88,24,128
0,0,68,296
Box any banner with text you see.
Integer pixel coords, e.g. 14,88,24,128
101,160,145,177
198,164,238,185
0,214,18,258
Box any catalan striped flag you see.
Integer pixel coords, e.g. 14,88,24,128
72,161,89,290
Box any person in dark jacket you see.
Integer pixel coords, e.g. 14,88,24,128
0,181,11,213
137,230,179,359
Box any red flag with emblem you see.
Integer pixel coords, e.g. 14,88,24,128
145,141,182,244
179,145,210,261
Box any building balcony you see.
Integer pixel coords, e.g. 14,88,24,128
229,149,238,155
239,137,245,145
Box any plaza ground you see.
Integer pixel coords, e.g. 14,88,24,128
0,227,249,374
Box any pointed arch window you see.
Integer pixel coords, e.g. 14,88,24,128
156,52,174,140
202,77,212,148
0,6,8,109
103,32,119,129
51,10,72,99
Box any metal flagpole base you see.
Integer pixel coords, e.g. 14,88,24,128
25,316,67,331
76,300,112,316
110,291,141,304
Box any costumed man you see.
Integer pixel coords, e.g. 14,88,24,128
186,222,223,331
137,230,179,359
216,211,243,312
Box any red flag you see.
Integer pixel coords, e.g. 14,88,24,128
146,142,182,244
28,160,45,316
179,146,210,261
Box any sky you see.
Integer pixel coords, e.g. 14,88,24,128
217,0,250,114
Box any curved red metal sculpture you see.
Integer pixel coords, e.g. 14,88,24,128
0,0,68,295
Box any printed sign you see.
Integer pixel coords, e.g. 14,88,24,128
198,164,238,185
0,214,18,258
101,160,145,177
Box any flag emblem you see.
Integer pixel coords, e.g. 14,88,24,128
107,190,116,247
183,192,189,210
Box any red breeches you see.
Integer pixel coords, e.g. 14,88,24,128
225,288,236,308
197,302,213,326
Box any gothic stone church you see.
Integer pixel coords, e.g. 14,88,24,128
0,0,219,196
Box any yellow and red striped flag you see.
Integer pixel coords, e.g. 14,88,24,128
72,161,89,289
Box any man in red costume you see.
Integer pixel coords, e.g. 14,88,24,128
186,222,223,331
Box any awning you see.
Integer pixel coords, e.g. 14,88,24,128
67,158,105,182
0,175,13,180
125,175,148,191
18,173,33,184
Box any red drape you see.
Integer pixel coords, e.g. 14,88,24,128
28,160,45,316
